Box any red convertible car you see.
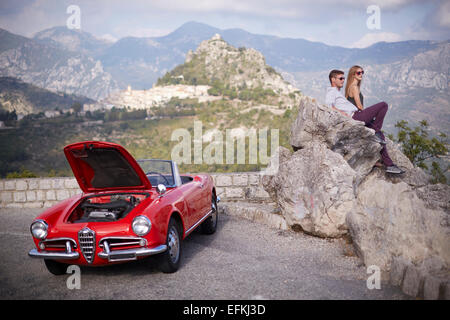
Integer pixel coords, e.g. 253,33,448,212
28,141,219,274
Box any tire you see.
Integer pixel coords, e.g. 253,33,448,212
157,218,182,273
201,194,218,235
44,259,68,275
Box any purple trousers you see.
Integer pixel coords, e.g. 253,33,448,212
352,101,394,167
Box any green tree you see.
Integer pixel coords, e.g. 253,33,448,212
71,102,83,115
390,120,448,184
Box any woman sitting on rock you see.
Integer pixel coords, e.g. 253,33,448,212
344,65,404,174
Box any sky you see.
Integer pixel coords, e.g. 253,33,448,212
0,0,449,48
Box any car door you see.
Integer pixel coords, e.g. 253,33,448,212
180,182,204,229
192,175,210,221
196,175,211,217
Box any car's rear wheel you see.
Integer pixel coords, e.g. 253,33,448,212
201,194,218,235
157,218,182,273
44,259,68,275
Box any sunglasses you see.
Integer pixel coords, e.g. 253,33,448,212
356,70,365,75
337,77,345,80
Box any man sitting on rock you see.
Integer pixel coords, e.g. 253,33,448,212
325,69,404,174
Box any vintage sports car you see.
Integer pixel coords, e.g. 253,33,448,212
28,141,219,274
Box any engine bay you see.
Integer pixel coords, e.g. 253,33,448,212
68,193,148,223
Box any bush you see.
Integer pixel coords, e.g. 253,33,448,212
6,168,37,178
391,120,448,184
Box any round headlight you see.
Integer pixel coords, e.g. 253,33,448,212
30,220,48,240
132,216,151,236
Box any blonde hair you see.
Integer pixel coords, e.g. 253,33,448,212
345,65,363,98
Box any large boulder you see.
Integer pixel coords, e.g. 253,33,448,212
262,142,356,237
347,171,450,271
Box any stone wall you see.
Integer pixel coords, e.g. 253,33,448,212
0,172,272,209
212,172,271,202
0,177,81,209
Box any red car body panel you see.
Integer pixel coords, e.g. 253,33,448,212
29,141,216,267
63,141,152,193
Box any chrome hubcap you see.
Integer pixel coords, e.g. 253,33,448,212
168,227,179,263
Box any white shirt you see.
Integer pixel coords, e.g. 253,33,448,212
325,86,358,116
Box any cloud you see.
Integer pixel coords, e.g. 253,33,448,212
147,0,426,17
434,0,450,28
98,33,118,43
350,32,404,48
404,0,450,42
0,0,65,37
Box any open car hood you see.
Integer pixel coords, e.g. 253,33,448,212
64,141,152,193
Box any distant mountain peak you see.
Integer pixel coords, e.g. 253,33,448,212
177,21,218,30
158,34,296,96
33,25,112,54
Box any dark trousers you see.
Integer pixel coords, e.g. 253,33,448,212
352,101,394,166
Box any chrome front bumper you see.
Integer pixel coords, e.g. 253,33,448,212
29,238,79,260
29,245,167,262
97,245,167,262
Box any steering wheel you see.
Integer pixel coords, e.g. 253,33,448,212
145,171,170,186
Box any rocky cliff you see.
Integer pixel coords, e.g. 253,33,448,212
263,97,450,298
0,28,118,100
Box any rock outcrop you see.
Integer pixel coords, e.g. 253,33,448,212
158,34,300,101
186,34,295,95
263,96,450,299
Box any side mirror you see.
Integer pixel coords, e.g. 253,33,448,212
157,184,166,196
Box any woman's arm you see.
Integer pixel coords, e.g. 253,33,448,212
349,85,364,110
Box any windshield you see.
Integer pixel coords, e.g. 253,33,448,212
137,159,180,187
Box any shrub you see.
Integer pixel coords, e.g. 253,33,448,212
6,168,37,178
391,120,448,184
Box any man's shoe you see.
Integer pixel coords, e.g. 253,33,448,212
385,165,405,174
373,132,387,145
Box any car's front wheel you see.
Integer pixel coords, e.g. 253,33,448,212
157,218,182,273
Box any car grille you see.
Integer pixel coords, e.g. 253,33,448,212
40,238,77,251
99,237,145,250
78,228,95,264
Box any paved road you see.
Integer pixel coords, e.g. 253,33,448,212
0,208,407,300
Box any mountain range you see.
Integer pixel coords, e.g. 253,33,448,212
0,21,448,134
27,22,444,89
